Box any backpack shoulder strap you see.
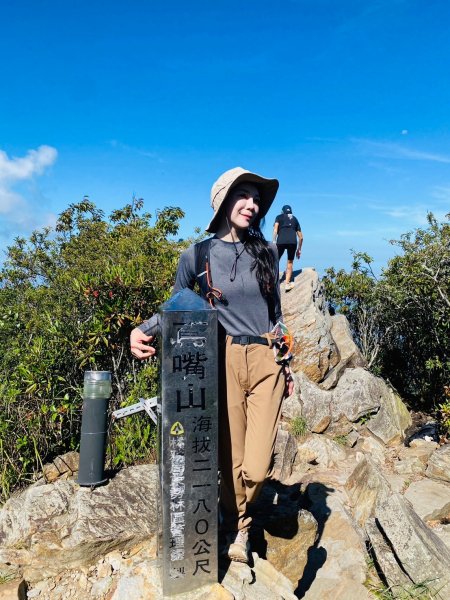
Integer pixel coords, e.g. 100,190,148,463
194,237,213,301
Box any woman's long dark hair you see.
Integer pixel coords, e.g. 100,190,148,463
246,217,277,297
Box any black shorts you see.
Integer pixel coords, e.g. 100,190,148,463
277,243,296,261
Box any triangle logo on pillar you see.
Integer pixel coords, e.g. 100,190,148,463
170,422,185,436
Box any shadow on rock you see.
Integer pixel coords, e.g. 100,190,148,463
280,268,303,283
216,471,334,596
295,482,334,598
217,478,323,596
249,479,303,558
217,479,303,581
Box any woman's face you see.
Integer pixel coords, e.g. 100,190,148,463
224,183,260,231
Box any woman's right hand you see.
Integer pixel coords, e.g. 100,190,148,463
130,327,156,360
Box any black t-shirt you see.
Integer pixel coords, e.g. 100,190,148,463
275,213,301,244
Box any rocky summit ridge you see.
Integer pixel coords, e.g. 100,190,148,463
1,268,449,600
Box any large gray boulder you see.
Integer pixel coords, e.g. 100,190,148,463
283,367,411,443
358,435,386,465
296,434,348,469
404,478,450,523
345,456,450,597
281,268,339,383
366,384,412,446
284,371,332,433
393,444,436,476
280,269,412,444
345,456,390,527
426,444,450,483
281,272,366,389
375,491,450,597
0,465,158,582
330,367,382,423
321,314,367,390
365,518,412,590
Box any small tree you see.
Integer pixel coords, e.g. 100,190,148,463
0,197,193,501
324,213,450,411
379,212,450,405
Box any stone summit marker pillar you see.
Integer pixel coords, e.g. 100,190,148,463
159,288,218,595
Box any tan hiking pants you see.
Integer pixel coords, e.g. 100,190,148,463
219,336,285,532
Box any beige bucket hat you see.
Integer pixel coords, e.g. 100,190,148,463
206,166,279,233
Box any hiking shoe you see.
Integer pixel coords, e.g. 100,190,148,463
228,529,250,563
285,282,294,291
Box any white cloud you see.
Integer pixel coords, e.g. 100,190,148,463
369,202,448,225
0,145,58,240
432,186,450,203
367,161,406,175
109,139,160,160
0,146,57,185
353,138,450,164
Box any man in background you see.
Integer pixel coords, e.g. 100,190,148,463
272,205,303,291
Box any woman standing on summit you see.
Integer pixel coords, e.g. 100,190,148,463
130,167,294,563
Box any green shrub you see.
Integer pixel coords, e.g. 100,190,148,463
324,213,450,412
0,197,196,503
333,435,348,446
290,416,307,438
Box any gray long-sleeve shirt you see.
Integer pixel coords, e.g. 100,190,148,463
138,237,282,338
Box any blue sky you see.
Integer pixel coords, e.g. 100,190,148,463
1,0,449,274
